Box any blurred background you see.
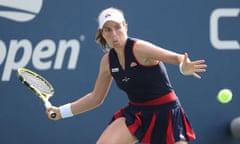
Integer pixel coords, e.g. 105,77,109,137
0,0,240,143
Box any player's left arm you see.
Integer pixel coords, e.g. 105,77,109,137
133,39,207,79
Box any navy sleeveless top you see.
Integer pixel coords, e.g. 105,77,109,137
109,38,173,102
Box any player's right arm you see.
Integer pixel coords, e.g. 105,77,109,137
47,53,112,120
71,53,112,115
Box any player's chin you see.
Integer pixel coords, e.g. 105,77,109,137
111,42,122,48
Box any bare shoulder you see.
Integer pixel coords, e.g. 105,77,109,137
99,52,110,73
134,39,161,55
133,39,160,65
134,39,156,48
133,39,181,64
100,52,109,65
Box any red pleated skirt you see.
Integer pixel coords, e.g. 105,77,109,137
111,91,196,144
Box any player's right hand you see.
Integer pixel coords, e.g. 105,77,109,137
46,106,61,120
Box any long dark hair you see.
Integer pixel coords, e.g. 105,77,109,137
95,29,108,52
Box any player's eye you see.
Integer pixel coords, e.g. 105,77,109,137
115,25,121,30
103,27,111,33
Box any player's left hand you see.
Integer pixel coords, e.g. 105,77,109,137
181,53,207,79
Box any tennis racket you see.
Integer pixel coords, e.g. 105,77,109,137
17,67,56,118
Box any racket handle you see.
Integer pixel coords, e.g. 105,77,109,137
44,101,57,118
49,111,57,118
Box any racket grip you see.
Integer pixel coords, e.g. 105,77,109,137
49,111,57,118
45,101,57,118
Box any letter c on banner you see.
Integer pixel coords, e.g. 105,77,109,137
210,8,240,50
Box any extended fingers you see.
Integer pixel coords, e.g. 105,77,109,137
194,64,207,70
192,60,207,70
192,59,206,65
193,60,207,79
193,73,201,79
194,68,206,73
181,55,207,79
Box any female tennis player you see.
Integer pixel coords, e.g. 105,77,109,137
47,7,207,144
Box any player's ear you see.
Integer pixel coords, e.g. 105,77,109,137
123,22,128,31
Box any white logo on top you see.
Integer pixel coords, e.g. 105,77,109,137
111,68,119,73
0,0,43,22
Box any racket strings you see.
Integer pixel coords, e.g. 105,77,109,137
20,72,53,94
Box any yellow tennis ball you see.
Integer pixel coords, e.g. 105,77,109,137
217,89,232,104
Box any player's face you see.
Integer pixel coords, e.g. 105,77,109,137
102,21,128,49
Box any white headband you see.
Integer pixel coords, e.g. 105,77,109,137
98,8,125,29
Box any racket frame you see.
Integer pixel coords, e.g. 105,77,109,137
17,68,56,118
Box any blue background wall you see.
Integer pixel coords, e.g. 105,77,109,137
0,1,240,143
